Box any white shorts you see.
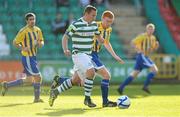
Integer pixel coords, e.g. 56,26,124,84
72,53,94,80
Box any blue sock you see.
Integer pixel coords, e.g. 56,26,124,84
101,79,109,104
119,76,134,91
7,79,23,88
58,76,69,84
144,72,156,88
33,83,41,100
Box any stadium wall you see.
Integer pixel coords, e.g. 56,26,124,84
0,60,148,84
1,57,179,84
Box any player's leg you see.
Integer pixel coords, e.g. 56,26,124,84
49,71,81,107
72,53,96,107
142,58,158,94
33,75,43,103
118,53,143,94
1,56,34,96
1,74,31,96
26,56,44,102
50,75,70,89
96,67,117,107
91,51,116,107
83,67,96,107
117,70,140,95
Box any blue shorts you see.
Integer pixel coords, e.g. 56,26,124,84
21,56,40,76
134,53,154,71
91,51,104,69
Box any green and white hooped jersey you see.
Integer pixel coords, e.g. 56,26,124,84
66,17,100,54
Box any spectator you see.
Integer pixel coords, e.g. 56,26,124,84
79,0,90,7
51,12,68,37
90,0,105,6
55,0,70,8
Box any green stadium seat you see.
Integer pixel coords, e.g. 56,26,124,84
0,0,125,60
0,6,8,14
6,32,15,41
71,7,82,19
57,7,69,20
97,6,106,20
70,0,79,6
3,23,12,32
12,15,24,24
0,15,11,23
45,34,56,41
46,7,56,14
33,7,46,14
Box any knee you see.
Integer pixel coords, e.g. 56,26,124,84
130,72,139,78
86,68,95,79
153,69,158,74
33,75,42,83
102,73,111,80
71,78,81,86
151,66,158,74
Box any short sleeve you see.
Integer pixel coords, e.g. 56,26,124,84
104,28,112,44
65,24,77,37
38,28,44,41
132,34,143,45
14,30,25,44
94,23,100,35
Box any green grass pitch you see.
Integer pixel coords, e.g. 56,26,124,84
0,84,180,117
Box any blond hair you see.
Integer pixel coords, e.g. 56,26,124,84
146,23,155,29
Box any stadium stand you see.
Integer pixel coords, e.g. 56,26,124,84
0,0,125,60
158,0,180,49
109,2,146,59
144,0,180,55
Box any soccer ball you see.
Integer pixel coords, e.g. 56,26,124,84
117,95,130,109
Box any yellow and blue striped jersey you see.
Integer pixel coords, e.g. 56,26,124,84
132,33,157,55
92,21,112,52
14,25,44,56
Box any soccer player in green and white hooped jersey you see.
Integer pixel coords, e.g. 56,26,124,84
51,10,125,108
49,5,104,108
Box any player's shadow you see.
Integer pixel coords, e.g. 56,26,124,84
36,107,102,116
0,102,34,107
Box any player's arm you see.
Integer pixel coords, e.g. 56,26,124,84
95,34,104,44
13,30,30,52
94,24,104,44
62,34,71,56
149,37,159,53
131,35,143,53
154,41,159,50
62,24,76,56
37,29,44,48
104,41,124,64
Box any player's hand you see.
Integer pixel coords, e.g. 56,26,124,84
22,47,30,52
64,49,71,56
154,41,159,50
115,56,125,64
37,40,44,48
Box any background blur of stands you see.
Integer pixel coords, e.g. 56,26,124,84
0,0,180,83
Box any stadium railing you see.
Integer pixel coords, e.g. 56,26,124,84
151,54,179,79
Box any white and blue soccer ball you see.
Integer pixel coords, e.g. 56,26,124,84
117,95,131,109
